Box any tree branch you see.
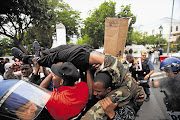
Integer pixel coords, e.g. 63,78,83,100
7,14,17,30
0,31,14,40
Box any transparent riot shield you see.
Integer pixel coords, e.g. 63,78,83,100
0,79,51,120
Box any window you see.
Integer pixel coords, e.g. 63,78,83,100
176,26,178,31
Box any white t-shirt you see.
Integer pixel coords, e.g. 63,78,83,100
154,51,160,58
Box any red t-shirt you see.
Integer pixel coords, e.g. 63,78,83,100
46,82,89,120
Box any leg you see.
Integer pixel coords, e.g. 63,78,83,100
38,45,95,71
42,44,75,56
143,86,150,102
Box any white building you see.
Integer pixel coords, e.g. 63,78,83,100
134,17,180,42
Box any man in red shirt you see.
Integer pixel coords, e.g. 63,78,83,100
40,62,89,120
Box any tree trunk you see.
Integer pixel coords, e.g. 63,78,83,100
18,43,29,55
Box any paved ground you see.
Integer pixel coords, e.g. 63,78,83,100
136,62,170,120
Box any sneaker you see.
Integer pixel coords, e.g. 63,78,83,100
11,47,24,60
144,96,150,102
33,41,41,57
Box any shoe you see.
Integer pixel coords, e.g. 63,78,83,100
33,41,41,57
144,96,150,102
11,47,24,60
136,114,139,117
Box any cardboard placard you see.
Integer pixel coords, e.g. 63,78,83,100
104,18,129,59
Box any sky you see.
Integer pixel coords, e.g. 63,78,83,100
65,0,180,26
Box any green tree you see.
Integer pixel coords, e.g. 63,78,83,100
0,0,58,54
131,31,143,44
0,37,14,56
81,1,116,48
117,5,136,45
56,3,82,43
23,1,81,53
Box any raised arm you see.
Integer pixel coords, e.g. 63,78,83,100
40,73,53,88
89,51,105,65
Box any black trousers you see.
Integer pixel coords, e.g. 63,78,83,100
37,44,94,72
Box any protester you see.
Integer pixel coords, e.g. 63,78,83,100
135,51,154,102
153,49,160,65
148,49,153,60
150,49,154,63
4,60,43,86
12,57,22,71
90,72,143,119
3,62,12,79
40,62,89,120
124,48,129,56
123,54,137,79
129,48,133,54
158,48,164,60
11,44,144,120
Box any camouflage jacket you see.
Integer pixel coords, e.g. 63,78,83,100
81,54,143,120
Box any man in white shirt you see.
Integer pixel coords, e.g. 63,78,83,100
153,49,160,65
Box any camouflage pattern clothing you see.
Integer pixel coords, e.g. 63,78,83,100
81,54,144,120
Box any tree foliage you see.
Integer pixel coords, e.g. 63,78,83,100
176,36,180,51
131,31,167,47
0,0,81,55
0,37,14,56
81,1,116,48
117,5,136,45
0,0,58,54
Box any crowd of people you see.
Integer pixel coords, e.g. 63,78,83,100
148,48,164,64
0,41,179,120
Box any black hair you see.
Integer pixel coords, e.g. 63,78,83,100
5,58,9,62
63,76,76,86
126,54,133,61
93,72,112,89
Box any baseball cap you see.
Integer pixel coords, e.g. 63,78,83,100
51,62,80,82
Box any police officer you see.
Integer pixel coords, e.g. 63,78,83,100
0,79,51,120
150,57,180,119
135,51,154,102
160,57,180,76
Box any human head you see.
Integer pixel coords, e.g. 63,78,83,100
160,57,180,76
126,54,134,63
2,93,38,120
0,58,4,63
92,72,112,100
5,58,10,63
141,51,147,60
51,62,80,88
20,63,33,77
